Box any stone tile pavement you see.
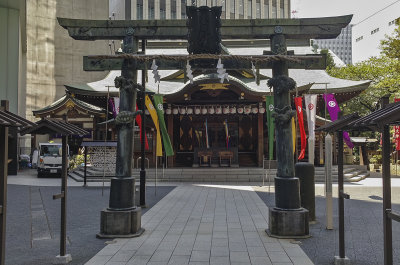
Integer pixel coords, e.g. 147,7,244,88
85,184,313,265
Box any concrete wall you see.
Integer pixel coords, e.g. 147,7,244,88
352,1,400,64
25,0,110,121
0,7,19,114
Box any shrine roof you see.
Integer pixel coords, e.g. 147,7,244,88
347,101,400,131
21,118,89,136
33,93,106,117
64,46,370,97
0,109,35,131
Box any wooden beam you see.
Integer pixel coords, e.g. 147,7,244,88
58,15,352,40
83,54,326,71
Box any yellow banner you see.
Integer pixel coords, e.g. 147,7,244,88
145,95,162,156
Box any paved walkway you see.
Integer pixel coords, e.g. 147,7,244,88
85,184,313,265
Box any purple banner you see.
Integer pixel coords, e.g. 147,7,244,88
323,94,354,148
109,98,116,118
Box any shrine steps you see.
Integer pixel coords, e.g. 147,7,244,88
68,165,369,183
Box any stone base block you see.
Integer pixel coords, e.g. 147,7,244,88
53,254,72,264
97,207,144,238
334,256,351,265
267,207,309,238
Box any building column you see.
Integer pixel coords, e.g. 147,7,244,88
225,0,230,19
155,0,160,19
257,112,264,167
235,0,240,19
252,0,257,19
177,0,181,19
132,0,137,19
165,0,171,19
284,0,289,18
276,0,280,18
143,0,148,19
260,0,265,18
244,0,248,18
269,0,273,18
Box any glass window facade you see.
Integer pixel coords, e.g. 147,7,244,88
137,0,143,19
128,0,289,20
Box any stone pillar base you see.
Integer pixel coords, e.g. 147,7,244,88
53,254,72,264
267,207,310,238
97,207,144,238
334,256,351,265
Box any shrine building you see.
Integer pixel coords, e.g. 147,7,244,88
33,45,370,168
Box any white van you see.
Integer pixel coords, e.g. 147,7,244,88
37,143,69,177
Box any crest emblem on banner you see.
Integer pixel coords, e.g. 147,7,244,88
157,103,163,111
308,103,314,110
328,101,336,107
269,104,274,111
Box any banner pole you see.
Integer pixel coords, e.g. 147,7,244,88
155,154,157,196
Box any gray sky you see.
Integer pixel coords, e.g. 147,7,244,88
291,0,400,24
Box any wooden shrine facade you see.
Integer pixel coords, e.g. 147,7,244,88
164,79,267,167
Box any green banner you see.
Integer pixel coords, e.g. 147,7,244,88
266,96,275,160
153,94,174,156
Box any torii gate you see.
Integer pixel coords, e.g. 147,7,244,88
58,13,352,238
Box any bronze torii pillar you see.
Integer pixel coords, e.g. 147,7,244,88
267,30,309,237
97,31,144,238
267,29,309,237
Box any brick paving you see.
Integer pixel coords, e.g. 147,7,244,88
255,177,400,265
6,170,400,265
5,183,174,265
85,185,313,265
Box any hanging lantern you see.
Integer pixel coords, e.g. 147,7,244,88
201,106,208,115
223,105,230,114
230,106,236,114
258,103,265,114
244,105,251,114
165,104,172,115
179,107,186,115
194,106,201,115
187,107,193,115
172,107,179,115
252,106,259,114
208,106,215,114
237,106,244,114
215,106,222,114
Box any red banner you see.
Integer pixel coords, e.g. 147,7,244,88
295,97,307,160
136,104,150,151
395,98,400,151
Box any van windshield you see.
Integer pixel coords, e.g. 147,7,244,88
40,145,61,157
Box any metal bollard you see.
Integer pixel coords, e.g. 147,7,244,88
295,162,316,222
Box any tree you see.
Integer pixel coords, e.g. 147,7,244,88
320,49,336,69
310,41,335,69
310,40,319,54
327,22,400,116
380,19,400,59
